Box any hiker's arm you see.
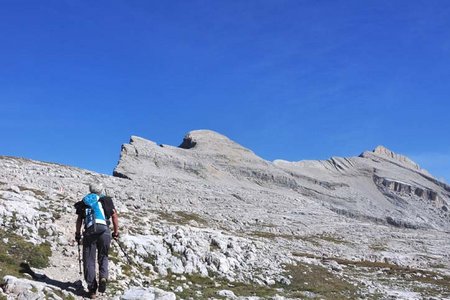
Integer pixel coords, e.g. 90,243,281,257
112,209,119,238
76,215,82,235
75,215,82,244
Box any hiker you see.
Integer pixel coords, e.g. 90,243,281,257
74,183,119,299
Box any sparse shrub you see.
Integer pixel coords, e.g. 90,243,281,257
0,229,52,277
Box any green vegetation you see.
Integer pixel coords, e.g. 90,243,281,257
122,264,132,277
154,210,208,227
143,254,156,265
52,211,61,220
249,231,282,240
248,231,350,247
0,229,52,278
153,273,279,299
153,260,360,300
293,252,450,298
292,252,318,259
38,205,49,213
105,280,124,296
430,263,447,269
283,262,359,299
341,258,450,297
314,233,350,245
175,211,208,226
17,186,46,197
10,212,19,230
248,231,309,241
369,242,388,251
38,227,50,238
108,246,120,264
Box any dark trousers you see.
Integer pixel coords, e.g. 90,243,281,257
83,224,111,291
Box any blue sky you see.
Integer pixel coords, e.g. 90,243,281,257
1,1,449,182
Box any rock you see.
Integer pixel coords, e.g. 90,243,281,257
1,275,74,300
120,287,176,300
217,289,237,299
9,185,21,194
174,286,183,292
323,260,343,272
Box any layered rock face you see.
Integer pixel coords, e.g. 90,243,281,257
115,130,449,231
1,130,449,300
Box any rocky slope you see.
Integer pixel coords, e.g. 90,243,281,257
0,129,449,299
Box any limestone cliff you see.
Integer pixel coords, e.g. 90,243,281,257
115,130,450,231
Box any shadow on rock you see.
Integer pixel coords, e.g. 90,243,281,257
20,262,86,297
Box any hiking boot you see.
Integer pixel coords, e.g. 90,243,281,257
88,291,97,299
98,277,107,293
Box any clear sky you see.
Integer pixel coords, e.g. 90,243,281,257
1,1,449,182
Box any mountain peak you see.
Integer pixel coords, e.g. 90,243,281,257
179,130,233,149
361,145,428,174
178,130,255,156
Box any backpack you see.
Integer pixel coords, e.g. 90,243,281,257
82,193,107,235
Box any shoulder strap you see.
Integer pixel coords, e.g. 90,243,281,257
99,196,114,219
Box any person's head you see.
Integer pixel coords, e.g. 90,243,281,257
89,182,104,195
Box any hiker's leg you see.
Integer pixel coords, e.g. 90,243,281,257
83,234,98,292
97,227,111,280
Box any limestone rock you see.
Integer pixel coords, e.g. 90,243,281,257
120,287,176,300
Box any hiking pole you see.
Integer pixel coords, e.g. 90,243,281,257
114,238,133,265
77,243,82,275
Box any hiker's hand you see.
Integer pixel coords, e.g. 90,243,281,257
75,233,82,245
112,232,119,240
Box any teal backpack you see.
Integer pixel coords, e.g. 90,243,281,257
83,193,107,234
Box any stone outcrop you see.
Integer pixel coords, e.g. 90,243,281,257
115,131,450,231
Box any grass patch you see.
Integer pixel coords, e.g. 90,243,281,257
249,231,307,241
53,211,62,220
315,233,350,245
248,232,350,246
283,262,359,299
122,264,132,277
38,206,50,213
17,186,46,197
109,246,120,264
369,242,388,251
174,211,208,226
430,263,446,269
10,212,19,230
143,254,156,265
154,210,208,227
0,229,52,278
155,273,278,299
340,258,450,297
249,231,281,239
38,228,50,238
105,280,124,296
293,252,450,298
292,252,318,259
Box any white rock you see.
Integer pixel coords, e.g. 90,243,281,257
217,289,237,299
120,287,176,300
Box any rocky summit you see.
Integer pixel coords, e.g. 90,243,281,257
0,129,449,300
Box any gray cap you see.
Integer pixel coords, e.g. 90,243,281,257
89,182,104,195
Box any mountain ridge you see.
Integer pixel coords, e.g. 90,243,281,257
114,130,449,231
